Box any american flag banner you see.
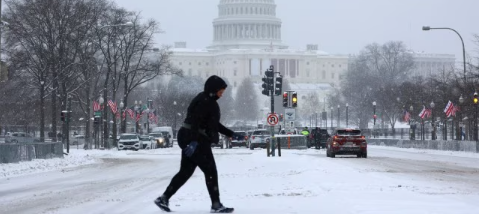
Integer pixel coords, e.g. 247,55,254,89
108,100,118,114
93,101,101,112
443,101,460,117
149,109,157,123
451,106,460,117
418,106,430,119
403,110,411,122
127,109,135,119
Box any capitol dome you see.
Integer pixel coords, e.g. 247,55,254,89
209,0,287,50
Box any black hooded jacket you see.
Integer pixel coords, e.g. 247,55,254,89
182,75,234,148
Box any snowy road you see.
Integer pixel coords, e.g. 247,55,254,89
0,146,478,214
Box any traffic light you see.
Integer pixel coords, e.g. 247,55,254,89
474,92,478,105
274,76,282,96
292,92,298,108
262,77,270,96
283,92,288,107
265,65,274,78
61,112,65,122
265,70,274,78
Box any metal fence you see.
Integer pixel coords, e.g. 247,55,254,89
0,142,64,164
367,139,478,152
273,135,308,149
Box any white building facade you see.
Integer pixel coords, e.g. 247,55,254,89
167,0,455,101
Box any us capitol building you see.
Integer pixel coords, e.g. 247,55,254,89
167,0,455,103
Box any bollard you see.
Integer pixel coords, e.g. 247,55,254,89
277,137,281,157
270,137,276,156
266,138,270,157
288,136,291,149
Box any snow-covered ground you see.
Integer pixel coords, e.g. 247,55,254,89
0,145,478,214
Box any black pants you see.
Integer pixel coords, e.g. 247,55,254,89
163,128,220,205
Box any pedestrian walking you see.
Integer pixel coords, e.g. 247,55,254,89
154,75,241,213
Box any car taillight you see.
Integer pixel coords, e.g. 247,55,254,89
333,135,338,140
245,136,248,140
361,135,365,140
252,136,255,140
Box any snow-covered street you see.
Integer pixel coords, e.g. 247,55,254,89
0,145,478,214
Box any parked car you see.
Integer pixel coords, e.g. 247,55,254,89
326,128,367,158
118,133,141,151
249,129,270,150
139,135,155,149
228,131,248,148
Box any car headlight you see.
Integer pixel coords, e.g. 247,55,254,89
157,139,164,143
332,142,338,146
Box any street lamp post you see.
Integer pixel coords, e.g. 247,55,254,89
346,103,349,128
134,100,142,134
119,101,124,135
173,101,177,138
98,95,104,148
422,26,466,84
330,107,333,129
373,101,377,138
430,101,436,140
337,105,340,128
459,95,464,141
410,105,415,140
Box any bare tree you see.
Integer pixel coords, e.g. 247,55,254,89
3,0,111,142
117,14,181,135
337,41,415,130
235,77,259,122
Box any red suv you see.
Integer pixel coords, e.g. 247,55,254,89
326,128,367,158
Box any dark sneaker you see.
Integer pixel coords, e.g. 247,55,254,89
211,203,234,213
154,196,171,212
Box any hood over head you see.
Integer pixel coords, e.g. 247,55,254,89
204,75,227,100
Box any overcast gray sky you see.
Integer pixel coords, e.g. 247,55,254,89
113,0,479,62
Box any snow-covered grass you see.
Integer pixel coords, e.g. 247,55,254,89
0,149,122,178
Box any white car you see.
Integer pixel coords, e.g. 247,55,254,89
140,135,156,149
118,133,141,151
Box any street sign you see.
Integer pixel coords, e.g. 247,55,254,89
285,108,296,120
94,111,102,117
267,114,279,126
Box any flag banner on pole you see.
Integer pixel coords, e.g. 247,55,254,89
93,101,101,112
403,110,411,123
127,109,134,119
418,106,430,119
108,100,118,114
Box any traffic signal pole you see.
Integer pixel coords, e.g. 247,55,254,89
262,65,282,157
